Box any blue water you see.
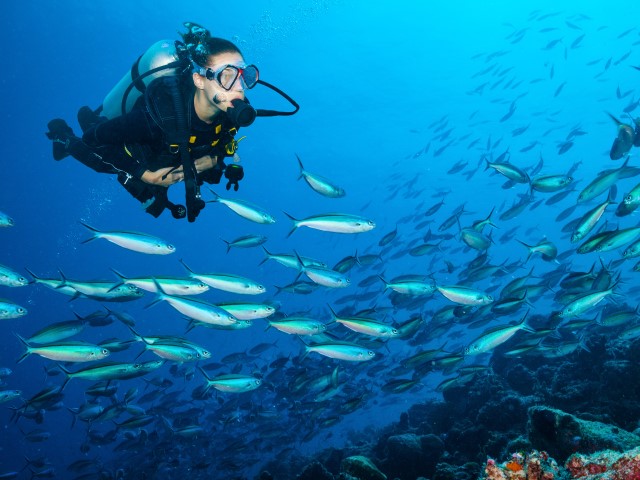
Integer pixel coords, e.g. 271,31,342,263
2,0,640,478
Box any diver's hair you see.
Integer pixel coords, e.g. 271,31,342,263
192,38,243,68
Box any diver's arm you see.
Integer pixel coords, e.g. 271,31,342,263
138,155,217,187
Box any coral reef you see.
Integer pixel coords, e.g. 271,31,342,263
481,447,640,480
565,447,640,479
528,406,640,462
340,456,386,480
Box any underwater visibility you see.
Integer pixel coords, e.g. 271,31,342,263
3,1,640,479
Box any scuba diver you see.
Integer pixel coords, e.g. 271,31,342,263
45,23,298,222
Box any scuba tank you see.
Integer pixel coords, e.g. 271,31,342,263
101,40,181,119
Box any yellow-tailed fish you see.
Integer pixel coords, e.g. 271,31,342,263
26,320,86,344
530,174,573,192
516,238,558,261
329,306,398,338
0,299,27,319
79,221,175,254
558,283,618,318
571,189,616,243
147,280,237,326
199,368,262,393
207,189,275,224
180,260,265,295
435,284,493,305
267,317,328,335
111,269,209,296
218,303,276,320
0,264,28,287
379,274,436,296
465,312,534,355
284,212,375,237
296,154,346,198
16,335,109,363
304,342,376,361
294,252,350,288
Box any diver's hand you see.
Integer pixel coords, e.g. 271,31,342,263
141,167,184,187
194,155,217,174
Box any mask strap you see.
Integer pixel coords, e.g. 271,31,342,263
255,80,300,117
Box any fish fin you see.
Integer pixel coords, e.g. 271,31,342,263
258,246,272,266
295,153,305,179
606,112,624,126
14,333,31,364
178,258,195,274
377,274,388,289
207,187,220,202
144,297,163,310
326,304,339,322
198,366,213,381
58,366,72,391
283,212,299,238
24,267,40,283
127,325,144,343
220,238,231,254
110,268,128,283
78,221,100,243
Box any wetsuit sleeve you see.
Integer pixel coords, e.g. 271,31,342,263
83,108,163,147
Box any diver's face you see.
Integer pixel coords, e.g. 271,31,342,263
195,51,247,112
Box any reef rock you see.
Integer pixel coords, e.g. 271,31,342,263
528,406,640,461
383,433,444,479
340,455,386,480
297,460,334,480
565,447,640,479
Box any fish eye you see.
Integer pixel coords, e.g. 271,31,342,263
168,245,175,250
18,308,26,314
255,379,262,385
102,349,109,355
368,351,375,356
392,328,398,335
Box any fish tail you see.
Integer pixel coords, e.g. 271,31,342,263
258,246,272,266
292,250,305,271
220,238,231,254
58,365,72,391
178,259,195,274
377,274,389,290
198,366,212,381
127,325,144,343
326,304,339,321
14,333,31,364
110,268,128,283
295,153,305,180
206,187,220,203
606,112,623,126
68,408,78,429
24,267,40,284
283,212,299,237
145,298,163,310
79,221,100,243
184,318,196,334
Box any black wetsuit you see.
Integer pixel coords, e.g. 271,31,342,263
66,79,240,216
